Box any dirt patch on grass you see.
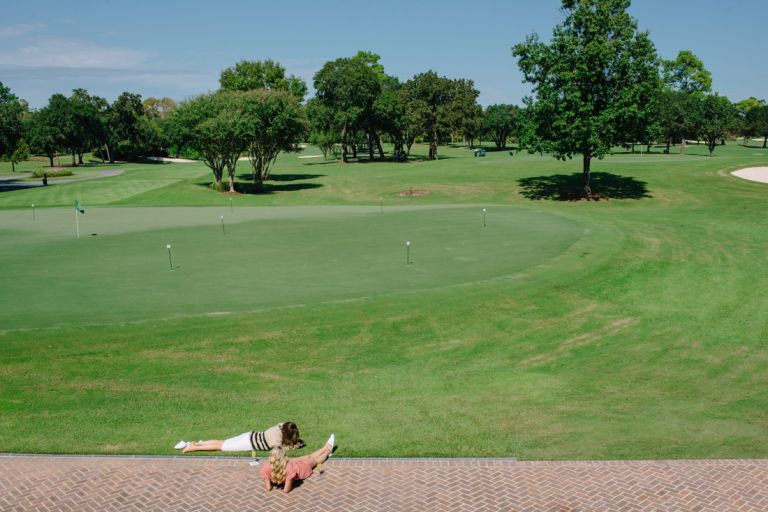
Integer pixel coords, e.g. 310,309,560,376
397,189,431,197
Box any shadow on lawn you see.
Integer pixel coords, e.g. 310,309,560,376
199,181,323,194
518,172,650,201
236,173,324,182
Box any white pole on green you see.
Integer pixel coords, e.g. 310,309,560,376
220,215,226,235
482,208,487,227
166,244,174,271
31,204,35,221
73,200,84,238
380,197,383,213
406,241,411,266
230,197,233,213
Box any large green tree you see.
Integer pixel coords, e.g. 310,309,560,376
240,89,308,189
25,108,61,166
219,59,307,99
402,71,480,160
663,50,712,94
690,94,737,156
0,82,27,168
313,55,381,162
745,105,768,149
513,0,660,196
483,104,521,150
175,92,250,192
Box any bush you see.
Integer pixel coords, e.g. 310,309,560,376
31,169,73,178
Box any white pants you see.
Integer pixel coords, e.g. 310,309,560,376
221,432,252,452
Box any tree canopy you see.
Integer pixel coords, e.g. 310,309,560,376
219,59,307,99
513,0,661,196
663,50,712,94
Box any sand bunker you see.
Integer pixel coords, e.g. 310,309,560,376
731,167,768,184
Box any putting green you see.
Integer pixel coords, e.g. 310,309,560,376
0,205,586,330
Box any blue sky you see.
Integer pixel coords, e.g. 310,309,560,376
1,0,766,108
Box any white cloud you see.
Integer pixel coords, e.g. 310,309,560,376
0,37,148,69
0,23,44,39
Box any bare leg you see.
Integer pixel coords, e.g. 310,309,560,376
307,443,332,467
182,440,224,453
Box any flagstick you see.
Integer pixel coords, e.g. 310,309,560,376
75,208,80,239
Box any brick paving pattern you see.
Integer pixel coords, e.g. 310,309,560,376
1,455,767,511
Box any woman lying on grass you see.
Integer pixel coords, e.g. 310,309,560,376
261,434,335,494
174,421,303,453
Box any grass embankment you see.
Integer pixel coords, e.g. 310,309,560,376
0,143,766,459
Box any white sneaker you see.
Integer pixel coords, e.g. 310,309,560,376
174,440,188,450
326,434,335,458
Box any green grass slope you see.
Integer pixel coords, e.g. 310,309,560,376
0,143,766,459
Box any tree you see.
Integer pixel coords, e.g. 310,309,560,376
240,89,308,189
25,108,61,166
745,105,768,149
449,79,483,148
143,97,177,119
219,59,307,100
372,76,408,158
735,97,766,146
175,92,250,192
105,92,146,162
401,72,479,160
513,0,661,196
313,56,381,162
691,94,737,156
306,97,340,159
483,104,521,149
653,89,693,153
663,50,712,94
8,139,30,172
0,82,27,167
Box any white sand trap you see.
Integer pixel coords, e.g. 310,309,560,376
731,167,768,184
146,156,197,163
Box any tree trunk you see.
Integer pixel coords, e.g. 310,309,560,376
78,152,84,165
763,137,767,149
72,151,77,166
582,152,592,197
341,123,348,163
104,144,112,164
48,155,54,167
429,126,438,160
374,131,385,159
11,161,15,172
679,137,685,155
367,131,374,161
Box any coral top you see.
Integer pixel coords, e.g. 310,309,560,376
260,458,314,483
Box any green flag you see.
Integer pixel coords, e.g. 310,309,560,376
74,200,85,214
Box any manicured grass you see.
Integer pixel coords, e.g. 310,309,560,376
0,143,767,459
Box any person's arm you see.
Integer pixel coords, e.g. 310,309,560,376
283,478,293,494
263,476,273,492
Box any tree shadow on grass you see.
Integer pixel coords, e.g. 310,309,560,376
236,173,325,182
199,181,324,195
518,172,650,201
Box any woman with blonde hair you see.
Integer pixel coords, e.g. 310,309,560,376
260,434,335,494
174,422,303,453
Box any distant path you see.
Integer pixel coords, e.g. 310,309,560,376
1,455,766,511
732,167,768,184
0,169,123,191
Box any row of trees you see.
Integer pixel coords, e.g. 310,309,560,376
0,82,175,169
3,0,767,199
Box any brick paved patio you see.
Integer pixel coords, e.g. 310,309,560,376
1,455,766,511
